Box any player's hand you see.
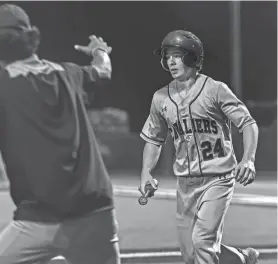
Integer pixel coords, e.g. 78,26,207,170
139,171,157,197
234,159,256,186
74,35,112,57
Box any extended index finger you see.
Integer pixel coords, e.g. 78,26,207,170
74,44,88,52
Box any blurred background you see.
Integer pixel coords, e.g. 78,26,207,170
4,0,275,175
0,1,277,263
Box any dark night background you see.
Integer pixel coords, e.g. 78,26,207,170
0,5,277,256
9,1,277,132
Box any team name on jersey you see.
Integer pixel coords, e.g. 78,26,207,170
169,118,218,141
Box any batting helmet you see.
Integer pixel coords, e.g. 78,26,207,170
154,30,204,71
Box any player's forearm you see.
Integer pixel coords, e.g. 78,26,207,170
242,123,259,162
141,142,162,174
91,50,112,81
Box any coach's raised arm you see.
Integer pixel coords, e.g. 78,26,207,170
74,35,112,84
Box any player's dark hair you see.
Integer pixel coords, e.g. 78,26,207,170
0,26,40,63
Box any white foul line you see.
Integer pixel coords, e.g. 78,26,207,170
51,248,277,261
0,185,277,207
119,248,278,259
114,186,278,207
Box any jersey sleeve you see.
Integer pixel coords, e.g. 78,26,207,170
140,94,168,145
217,82,256,132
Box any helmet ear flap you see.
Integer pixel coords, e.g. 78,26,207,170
160,57,169,71
181,52,198,67
159,47,170,71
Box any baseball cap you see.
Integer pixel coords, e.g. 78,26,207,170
0,4,31,30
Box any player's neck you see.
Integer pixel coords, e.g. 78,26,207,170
175,70,198,93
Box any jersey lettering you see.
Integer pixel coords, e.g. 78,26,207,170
170,118,218,140
203,119,212,133
192,120,197,133
183,119,192,134
195,119,204,133
172,121,185,140
211,120,218,134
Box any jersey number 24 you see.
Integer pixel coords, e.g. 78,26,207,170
201,138,225,161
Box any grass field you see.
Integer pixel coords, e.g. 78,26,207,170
1,191,277,250
115,196,277,250
0,175,277,263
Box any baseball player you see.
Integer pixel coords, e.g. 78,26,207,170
139,30,259,264
0,4,120,264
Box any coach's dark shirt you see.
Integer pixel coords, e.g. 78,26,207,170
0,55,114,221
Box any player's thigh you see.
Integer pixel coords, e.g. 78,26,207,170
193,178,234,240
65,209,120,264
0,220,57,264
176,213,194,247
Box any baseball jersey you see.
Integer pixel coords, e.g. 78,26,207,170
0,55,114,221
140,74,256,177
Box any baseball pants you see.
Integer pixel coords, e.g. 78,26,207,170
176,171,246,264
0,208,120,264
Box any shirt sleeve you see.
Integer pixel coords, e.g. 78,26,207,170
79,65,100,85
217,82,256,132
140,94,168,145
62,62,98,86
61,62,100,106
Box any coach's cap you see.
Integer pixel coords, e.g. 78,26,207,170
0,4,31,30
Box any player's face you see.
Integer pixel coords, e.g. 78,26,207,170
165,48,190,81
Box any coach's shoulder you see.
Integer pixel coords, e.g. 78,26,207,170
42,60,65,72
57,61,79,72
